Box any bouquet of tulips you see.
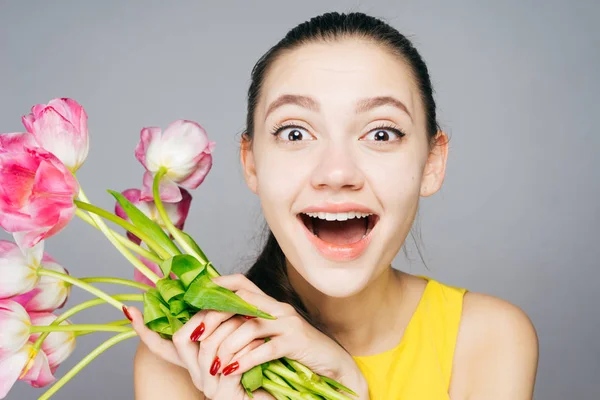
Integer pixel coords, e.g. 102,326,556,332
0,98,358,400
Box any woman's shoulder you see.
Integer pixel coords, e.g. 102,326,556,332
449,287,539,398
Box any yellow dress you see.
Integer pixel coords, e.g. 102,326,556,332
352,276,467,400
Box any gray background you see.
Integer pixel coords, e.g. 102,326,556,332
1,1,598,399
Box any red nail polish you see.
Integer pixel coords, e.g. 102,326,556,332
122,306,133,322
189,322,205,341
243,316,256,320
210,356,221,376
222,361,239,376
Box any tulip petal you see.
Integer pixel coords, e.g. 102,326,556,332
160,120,211,181
141,171,182,202
28,106,88,171
0,146,78,247
19,345,55,388
0,152,37,211
0,346,29,398
163,188,192,229
177,151,213,189
0,300,32,359
135,127,161,171
28,313,75,369
0,248,38,298
0,132,38,151
47,98,87,136
12,262,70,312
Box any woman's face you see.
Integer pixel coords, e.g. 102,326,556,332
241,39,447,297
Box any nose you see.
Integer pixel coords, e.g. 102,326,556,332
310,142,364,192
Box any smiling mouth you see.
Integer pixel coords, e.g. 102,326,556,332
298,211,378,245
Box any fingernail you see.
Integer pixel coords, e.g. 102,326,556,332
222,361,239,376
243,316,256,320
210,356,221,376
190,322,205,342
122,306,133,322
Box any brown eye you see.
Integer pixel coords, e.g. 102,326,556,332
287,129,303,141
361,126,406,142
273,125,314,141
373,130,390,141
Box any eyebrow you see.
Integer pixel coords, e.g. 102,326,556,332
265,94,412,121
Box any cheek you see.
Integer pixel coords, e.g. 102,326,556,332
363,151,425,210
254,147,310,212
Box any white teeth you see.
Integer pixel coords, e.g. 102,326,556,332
303,211,373,221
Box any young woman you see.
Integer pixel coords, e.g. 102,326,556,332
128,11,539,399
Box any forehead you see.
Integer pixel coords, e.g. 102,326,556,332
258,39,419,120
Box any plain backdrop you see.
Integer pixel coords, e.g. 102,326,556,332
1,1,598,399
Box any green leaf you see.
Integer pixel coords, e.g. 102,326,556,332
169,299,186,316
241,364,264,393
175,228,209,262
156,278,185,303
143,288,169,326
160,303,184,334
183,270,275,319
147,318,172,337
109,189,180,256
167,254,205,288
320,376,358,397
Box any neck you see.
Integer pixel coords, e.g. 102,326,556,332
287,263,408,356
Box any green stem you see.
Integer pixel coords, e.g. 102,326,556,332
37,268,125,310
75,209,163,264
38,330,137,400
75,190,170,267
153,168,204,261
30,324,131,334
75,320,131,337
74,197,170,261
80,277,152,292
266,361,352,400
32,294,142,351
262,378,309,400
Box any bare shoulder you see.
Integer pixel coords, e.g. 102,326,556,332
133,341,204,399
449,291,539,400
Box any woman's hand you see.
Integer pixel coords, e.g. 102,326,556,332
126,273,369,400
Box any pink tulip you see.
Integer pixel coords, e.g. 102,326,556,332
28,312,75,371
0,300,31,360
134,119,215,192
0,133,79,249
0,343,55,397
114,187,192,244
10,260,71,312
21,98,89,172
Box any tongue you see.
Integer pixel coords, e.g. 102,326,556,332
313,218,367,245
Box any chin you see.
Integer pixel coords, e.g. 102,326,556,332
303,266,373,298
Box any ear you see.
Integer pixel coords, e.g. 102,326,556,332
420,130,449,197
240,133,258,194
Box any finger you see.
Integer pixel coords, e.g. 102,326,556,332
194,309,237,342
198,317,245,398
218,318,285,373
211,273,266,295
126,306,183,367
219,338,265,378
215,341,272,400
219,338,288,377
170,310,209,389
